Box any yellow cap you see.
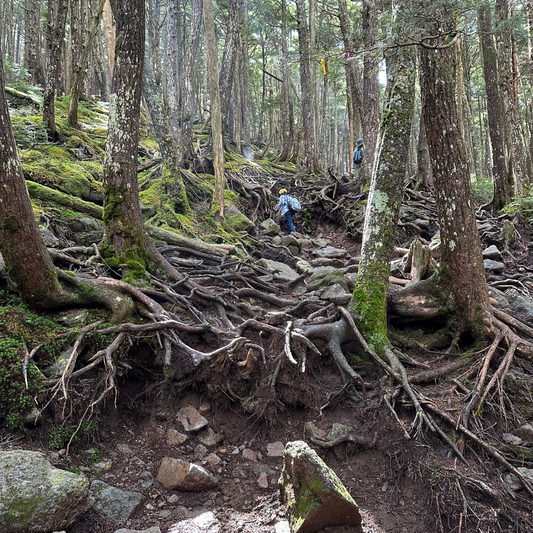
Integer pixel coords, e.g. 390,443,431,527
279,188,287,195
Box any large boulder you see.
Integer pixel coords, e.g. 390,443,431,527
279,441,363,533
224,205,255,234
0,450,91,533
258,259,299,282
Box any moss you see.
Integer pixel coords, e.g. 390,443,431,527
1,216,23,234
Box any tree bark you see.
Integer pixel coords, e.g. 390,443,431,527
24,0,44,85
495,0,529,195
279,0,294,161
43,0,68,141
203,0,225,218
349,5,416,349
102,0,115,78
295,0,318,172
419,29,492,334
478,4,509,210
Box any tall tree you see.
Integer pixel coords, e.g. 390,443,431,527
24,0,43,85
102,0,173,278
43,0,68,140
495,0,529,196
350,4,416,350
295,0,318,172
478,4,509,210
279,0,294,161
419,22,492,333
203,0,225,218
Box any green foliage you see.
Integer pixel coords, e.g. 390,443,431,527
471,176,494,206
503,187,533,223
49,419,98,450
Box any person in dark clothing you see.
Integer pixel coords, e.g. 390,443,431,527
353,138,364,177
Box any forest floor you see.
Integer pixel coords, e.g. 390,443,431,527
7,217,532,533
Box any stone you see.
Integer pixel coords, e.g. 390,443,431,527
0,450,91,533
176,406,209,432
242,448,258,462
199,402,211,414
296,260,313,273
225,205,255,234
483,259,505,272
195,445,208,458
39,227,61,247
93,461,113,473
56,309,90,326
257,472,269,488
483,245,503,261
198,427,220,447
504,289,533,324
264,311,293,325
512,424,533,445
320,284,351,305
23,406,43,426
505,371,533,419
309,258,345,268
267,442,285,457
307,268,352,293
414,219,430,229
279,441,363,533
258,218,280,236
518,467,533,483
305,422,326,440
116,443,134,455
311,238,328,248
274,522,291,533
281,234,301,248
168,511,220,533
502,433,522,446
90,480,143,523
258,259,299,281
114,528,161,533
232,467,247,478
327,423,350,440
205,453,221,466
504,473,522,492
167,429,188,446
157,457,218,491
312,246,348,259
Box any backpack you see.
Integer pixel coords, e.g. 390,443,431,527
287,196,301,212
353,147,363,165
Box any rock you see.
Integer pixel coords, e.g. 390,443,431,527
483,245,503,261
205,453,221,466
195,445,208,458
39,227,61,247
168,511,220,533
167,429,188,446
504,473,522,492
327,423,350,440
116,443,134,455
307,268,352,293
258,218,280,236
267,442,285,457
320,284,351,305
176,406,209,432
281,234,301,248
518,467,533,483
305,422,326,440
199,402,211,414
23,406,43,426
312,246,348,259
309,258,345,268
504,289,533,324
257,259,299,281
310,238,328,248
90,480,143,523
93,461,113,473
296,259,313,273
502,433,522,446
483,259,505,272
225,205,255,234
512,424,533,445
114,528,161,533
157,457,218,491
56,309,90,326
257,472,269,488
242,448,258,461
505,371,533,419
198,427,220,447
414,218,430,229
0,450,91,533
232,467,247,478
279,441,363,533
264,311,293,325
274,521,291,533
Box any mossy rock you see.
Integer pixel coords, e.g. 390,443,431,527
307,269,352,293
224,205,255,234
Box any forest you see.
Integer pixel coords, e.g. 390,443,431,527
2,0,533,532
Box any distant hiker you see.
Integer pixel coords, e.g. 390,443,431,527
353,138,363,177
277,188,301,234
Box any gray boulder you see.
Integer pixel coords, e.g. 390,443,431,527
504,288,533,324
483,259,505,272
176,405,209,432
279,441,363,533
0,450,91,533
39,227,61,247
320,284,351,305
90,480,143,523
483,244,503,261
225,205,255,234
258,259,299,281
114,528,161,533
259,218,280,236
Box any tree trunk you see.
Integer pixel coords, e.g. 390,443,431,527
203,0,225,218
24,0,44,85
295,0,318,172
219,0,240,122
349,3,416,350
164,0,181,141
495,0,529,196
0,48,64,308
178,0,203,165
102,0,166,276
43,0,68,141
239,0,251,150
68,0,106,128
478,4,509,210
419,30,492,334
102,0,115,78
279,0,294,161
362,0,380,182
417,113,433,188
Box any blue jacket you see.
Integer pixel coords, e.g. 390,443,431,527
277,194,291,216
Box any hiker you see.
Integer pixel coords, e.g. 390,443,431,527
277,188,301,234
353,138,363,177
